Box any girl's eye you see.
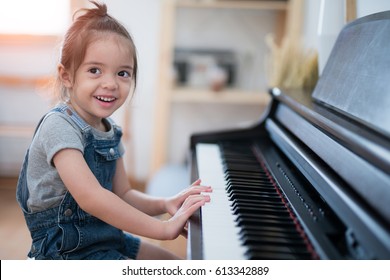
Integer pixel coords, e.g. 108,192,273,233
118,71,131,78
88,68,101,75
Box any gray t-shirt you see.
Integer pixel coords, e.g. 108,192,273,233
26,112,124,213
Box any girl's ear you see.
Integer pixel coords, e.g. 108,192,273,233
58,64,73,88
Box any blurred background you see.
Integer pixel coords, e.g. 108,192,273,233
1,0,389,259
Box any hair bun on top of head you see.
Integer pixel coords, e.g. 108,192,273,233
88,1,108,17
73,1,108,21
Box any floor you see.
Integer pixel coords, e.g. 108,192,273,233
0,177,186,260
0,178,31,259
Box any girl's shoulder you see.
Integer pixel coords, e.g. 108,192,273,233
40,109,81,133
30,108,85,165
34,108,83,146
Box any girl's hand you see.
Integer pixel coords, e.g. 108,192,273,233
164,179,212,216
164,192,211,240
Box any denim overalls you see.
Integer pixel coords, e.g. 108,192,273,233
16,104,140,259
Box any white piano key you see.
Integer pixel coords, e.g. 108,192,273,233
196,143,246,259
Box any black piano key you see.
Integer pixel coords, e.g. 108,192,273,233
232,206,291,216
226,179,273,186
227,183,272,189
225,176,272,184
227,186,276,194
232,201,287,210
244,244,309,255
225,173,270,179
225,171,268,178
227,190,280,198
224,168,268,174
229,193,282,202
224,166,264,172
245,250,311,260
231,201,284,209
228,189,279,197
227,182,275,190
228,192,280,201
233,206,291,218
231,199,286,208
236,216,296,227
236,212,293,222
239,228,303,240
223,159,260,165
239,224,301,234
227,181,275,189
227,178,273,185
225,177,271,184
242,235,307,247
225,175,270,183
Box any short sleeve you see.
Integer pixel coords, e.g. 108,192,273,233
36,113,84,166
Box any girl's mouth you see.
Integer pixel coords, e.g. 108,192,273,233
94,96,117,103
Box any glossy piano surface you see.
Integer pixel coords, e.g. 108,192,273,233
187,11,390,260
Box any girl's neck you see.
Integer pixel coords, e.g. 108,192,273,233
66,102,108,132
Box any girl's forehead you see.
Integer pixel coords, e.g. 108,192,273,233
88,33,133,52
84,33,134,64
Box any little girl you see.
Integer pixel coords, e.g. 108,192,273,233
16,1,211,260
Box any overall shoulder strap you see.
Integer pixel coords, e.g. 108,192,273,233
54,103,90,131
31,106,63,139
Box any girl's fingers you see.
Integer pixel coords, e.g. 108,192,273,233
182,194,210,210
188,185,212,195
190,179,212,191
181,226,188,239
191,179,201,186
171,195,210,239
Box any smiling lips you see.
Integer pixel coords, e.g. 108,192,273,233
95,96,117,103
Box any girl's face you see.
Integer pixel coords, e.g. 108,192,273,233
62,33,134,130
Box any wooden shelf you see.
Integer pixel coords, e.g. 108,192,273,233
150,0,302,176
177,0,288,10
171,87,271,104
0,75,52,88
0,125,34,138
0,34,61,46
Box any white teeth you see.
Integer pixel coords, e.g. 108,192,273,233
95,96,116,102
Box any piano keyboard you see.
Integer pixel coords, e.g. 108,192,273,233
196,143,315,260
196,143,246,259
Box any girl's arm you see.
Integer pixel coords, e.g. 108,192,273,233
112,157,212,216
53,148,209,240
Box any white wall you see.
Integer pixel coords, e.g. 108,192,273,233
301,0,390,74
357,0,390,17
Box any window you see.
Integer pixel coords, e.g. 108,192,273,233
0,0,70,35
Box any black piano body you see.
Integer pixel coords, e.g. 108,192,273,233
187,11,390,259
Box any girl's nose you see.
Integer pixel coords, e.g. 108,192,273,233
102,75,118,90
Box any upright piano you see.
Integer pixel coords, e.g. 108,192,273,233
187,11,390,259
